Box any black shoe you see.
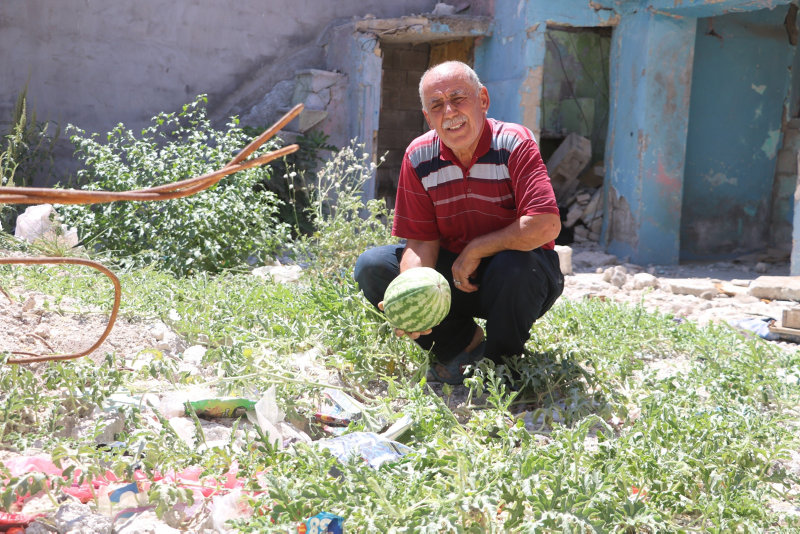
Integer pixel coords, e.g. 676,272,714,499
426,341,486,385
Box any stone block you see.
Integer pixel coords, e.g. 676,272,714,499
581,189,602,222
555,245,573,275
572,249,618,268
748,276,800,301
297,109,327,132
546,133,591,202
783,308,800,329
663,278,719,298
565,202,583,227
632,272,659,289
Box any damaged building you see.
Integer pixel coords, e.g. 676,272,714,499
2,0,800,273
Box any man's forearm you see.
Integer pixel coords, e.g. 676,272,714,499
400,238,441,271
462,213,561,260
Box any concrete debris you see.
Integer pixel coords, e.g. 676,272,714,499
631,272,659,290
547,133,592,202
554,245,573,276
572,249,618,268
662,279,720,299
54,502,112,534
748,276,800,301
560,244,795,344
431,2,458,15
115,509,181,534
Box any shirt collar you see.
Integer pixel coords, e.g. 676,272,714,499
439,118,492,168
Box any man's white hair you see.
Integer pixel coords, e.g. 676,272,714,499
418,61,484,111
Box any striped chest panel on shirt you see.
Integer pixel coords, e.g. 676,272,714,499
407,126,525,228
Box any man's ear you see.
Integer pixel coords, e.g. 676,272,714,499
480,87,490,113
423,109,432,130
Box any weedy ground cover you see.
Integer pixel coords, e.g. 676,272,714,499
1,101,800,532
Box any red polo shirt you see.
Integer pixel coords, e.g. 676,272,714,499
392,118,558,254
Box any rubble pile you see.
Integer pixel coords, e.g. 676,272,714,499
546,133,604,244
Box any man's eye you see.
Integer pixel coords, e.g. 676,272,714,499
452,97,466,104
430,103,443,111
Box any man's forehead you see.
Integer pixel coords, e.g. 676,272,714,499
424,86,471,102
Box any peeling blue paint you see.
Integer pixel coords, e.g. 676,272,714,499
681,8,792,260
704,172,738,187
761,129,781,159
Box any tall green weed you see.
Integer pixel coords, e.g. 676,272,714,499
0,88,59,231
296,140,393,275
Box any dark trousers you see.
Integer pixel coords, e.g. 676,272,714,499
353,244,564,363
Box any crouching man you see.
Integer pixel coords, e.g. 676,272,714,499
354,61,564,385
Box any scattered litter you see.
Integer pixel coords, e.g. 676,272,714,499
0,512,41,531
729,317,779,341
316,432,412,469
211,488,252,533
298,511,344,534
252,263,304,283
14,204,78,248
189,397,256,418
315,388,364,426
381,414,413,441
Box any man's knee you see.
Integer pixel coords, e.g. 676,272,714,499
353,245,401,306
482,249,561,307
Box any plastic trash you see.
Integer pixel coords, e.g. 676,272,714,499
211,488,251,533
247,386,285,448
14,204,78,247
729,317,779,341
316,432,412,469
315,388,363,426
297,512,344,534
188,398,256,418
380,414,413,441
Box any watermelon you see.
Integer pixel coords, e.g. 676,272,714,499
383,267,451,332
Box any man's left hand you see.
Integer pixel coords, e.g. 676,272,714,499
452,253,479,293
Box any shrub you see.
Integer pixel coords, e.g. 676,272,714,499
58,95,291,276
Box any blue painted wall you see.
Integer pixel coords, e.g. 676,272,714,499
604,10,696,264
681,8,794,260
475,0,797,264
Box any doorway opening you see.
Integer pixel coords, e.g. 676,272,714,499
375,39,477,208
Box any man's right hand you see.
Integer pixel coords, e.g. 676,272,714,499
378,301,433,339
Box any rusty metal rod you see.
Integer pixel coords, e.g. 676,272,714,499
0,257,121,364
0,103,303,205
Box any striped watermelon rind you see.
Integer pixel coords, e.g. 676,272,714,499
383,267,451,332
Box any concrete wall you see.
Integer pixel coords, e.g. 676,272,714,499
0,0,448,185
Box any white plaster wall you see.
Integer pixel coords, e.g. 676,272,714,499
1,0,451,184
